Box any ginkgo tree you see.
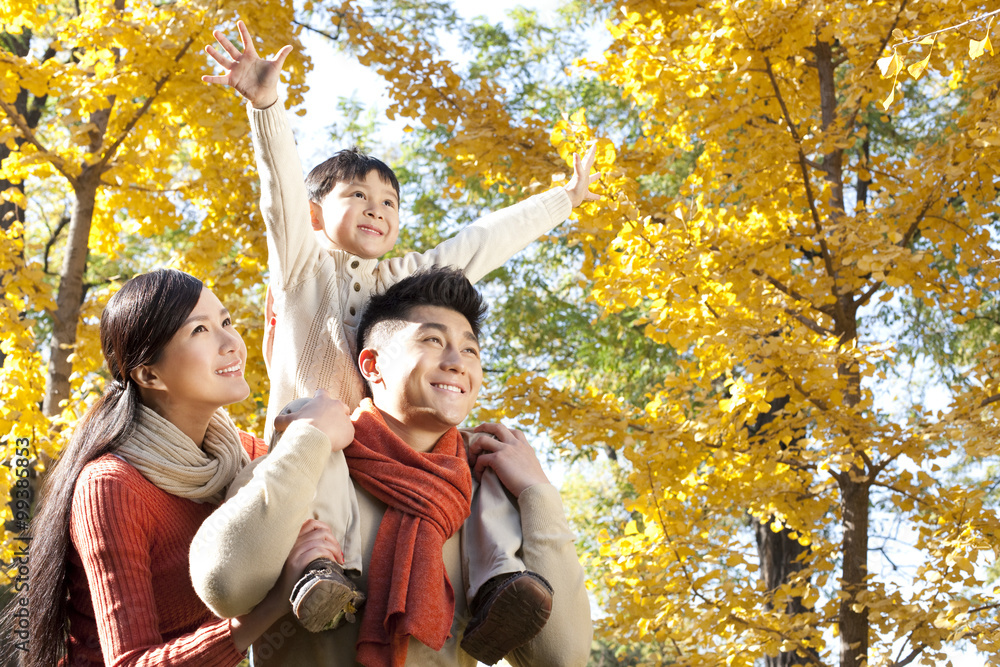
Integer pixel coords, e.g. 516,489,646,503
566,2,999,666
321,1,1000,665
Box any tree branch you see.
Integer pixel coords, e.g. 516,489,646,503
760,56,841,306
96,35,197,172
42,215,71,275
0,96,73,185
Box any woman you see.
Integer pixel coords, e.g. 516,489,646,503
3,269,344,666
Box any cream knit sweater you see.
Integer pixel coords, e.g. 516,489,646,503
190,421,593,666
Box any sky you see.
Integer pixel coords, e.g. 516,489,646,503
289,0,568,165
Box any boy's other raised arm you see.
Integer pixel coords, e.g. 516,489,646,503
379,145,601,288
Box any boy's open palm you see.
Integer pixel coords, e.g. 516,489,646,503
203,20,290,110
564,143,602,208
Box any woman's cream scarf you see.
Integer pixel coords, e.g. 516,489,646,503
117,404,249,505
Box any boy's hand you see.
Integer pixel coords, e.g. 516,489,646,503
468,423,550,498
203,20,291,110
564,144,601,208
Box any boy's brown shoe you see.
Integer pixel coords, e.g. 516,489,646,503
460,571,554,665
290,557,366,633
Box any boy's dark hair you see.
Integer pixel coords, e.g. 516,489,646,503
357,267,487,357
305,146,401,203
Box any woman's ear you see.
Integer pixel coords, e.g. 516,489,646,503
358,348,381,385
130,364,162,391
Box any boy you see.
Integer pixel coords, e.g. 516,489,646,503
202,20,597,662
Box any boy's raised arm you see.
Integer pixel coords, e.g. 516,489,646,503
379,145,601,288
203,20,289,110
203,21,318,291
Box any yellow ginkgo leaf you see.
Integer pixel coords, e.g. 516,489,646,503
907,50,933,79
877,51,905,78
969,35,992,58
970,15,996,59
882,81,896,110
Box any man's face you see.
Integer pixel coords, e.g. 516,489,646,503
309,170,400,259
363,305,483,438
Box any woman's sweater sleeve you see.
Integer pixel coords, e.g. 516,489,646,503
507,483,593,667
70,469,244,667
190,421,331,618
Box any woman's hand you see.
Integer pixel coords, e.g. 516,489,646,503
563,144,601,208
273,390,355,452
229,520,342,651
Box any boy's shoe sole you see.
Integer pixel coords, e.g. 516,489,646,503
290,558,366,633
460,571,553,665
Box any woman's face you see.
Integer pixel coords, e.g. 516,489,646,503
140,287,250,412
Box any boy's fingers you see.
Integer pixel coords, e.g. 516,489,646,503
204,44,232,68
214,32,243,60
236,20,257,55
473,453,493,481
271,44,293,68
473,422,513,442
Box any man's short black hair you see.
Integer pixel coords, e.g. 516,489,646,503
305,146,401,203
357,267,487,357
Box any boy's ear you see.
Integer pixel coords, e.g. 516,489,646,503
308,201,324,231
130,364,163,391
358,349,382,385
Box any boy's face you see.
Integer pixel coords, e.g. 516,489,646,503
360,305,483,440
309,170,400,259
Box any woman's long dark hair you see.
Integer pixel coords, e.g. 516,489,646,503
1,269,203,666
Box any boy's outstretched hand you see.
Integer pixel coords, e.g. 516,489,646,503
564,144,601,208
203,20,291,110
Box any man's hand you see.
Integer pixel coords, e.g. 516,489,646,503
273,390,355,452
563,144,601,208
468,423,550,498
203,20,291,109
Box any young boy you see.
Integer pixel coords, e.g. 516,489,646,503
203,20,597,663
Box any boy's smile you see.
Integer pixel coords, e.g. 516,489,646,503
310,170,400,259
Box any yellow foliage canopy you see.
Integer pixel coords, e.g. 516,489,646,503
338,0,1000,663
0,0,311,569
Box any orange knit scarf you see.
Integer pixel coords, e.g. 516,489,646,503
345,400,473,667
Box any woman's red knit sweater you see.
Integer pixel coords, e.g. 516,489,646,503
64,433,264,666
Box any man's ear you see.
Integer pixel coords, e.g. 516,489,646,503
130,364,163,391
308,201,324,232
358,349,381,385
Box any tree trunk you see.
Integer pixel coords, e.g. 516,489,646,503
838,475,870,667
42,169,100,416
754,519,819,667
750,395,821,667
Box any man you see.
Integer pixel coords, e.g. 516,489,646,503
190,267,592,665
